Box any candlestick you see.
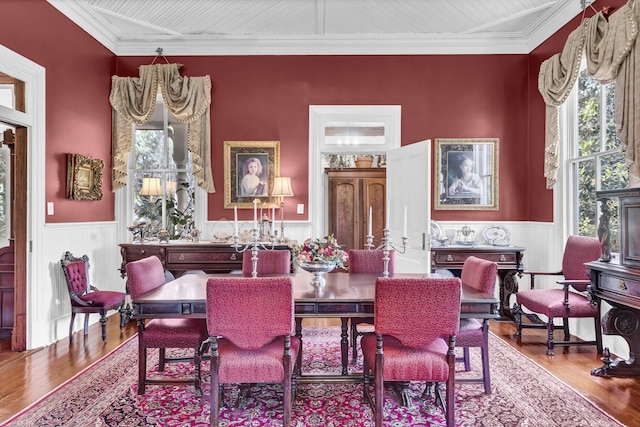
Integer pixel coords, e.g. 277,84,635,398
403,206,407,238
234,205,238,236
368,206,372,236
386,199,390,229
253,199,257,229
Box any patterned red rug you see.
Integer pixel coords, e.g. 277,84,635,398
1,327,623,426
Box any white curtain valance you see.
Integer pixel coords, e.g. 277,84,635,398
538,2,639,188
109,63,215,193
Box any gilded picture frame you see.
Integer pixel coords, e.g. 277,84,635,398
66,153,104,201
434,138,498,210
224,141,280,208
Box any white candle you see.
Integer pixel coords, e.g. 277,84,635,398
272,206,276,223
253,199,257,229
368,206,372,236
386,199,390,229
234,205,238,236
403,206,408,238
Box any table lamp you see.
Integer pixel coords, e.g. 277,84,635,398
140,177,163,202
271,176,294,242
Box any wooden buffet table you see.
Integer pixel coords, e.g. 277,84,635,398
431,245,525,319
119,241,291,277
132,271,500,379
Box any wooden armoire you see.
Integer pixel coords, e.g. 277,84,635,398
326,168,386,250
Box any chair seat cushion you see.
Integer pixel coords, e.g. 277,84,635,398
516,289,598,318
143,318,208,348
456,318,484,347
217,336,301,384
361,334,450,382
75,290,125,307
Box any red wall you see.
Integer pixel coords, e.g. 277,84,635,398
116,54,532,222
0,0,115,223
4,0,621,224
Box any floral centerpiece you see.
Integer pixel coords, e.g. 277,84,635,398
292,234,349,271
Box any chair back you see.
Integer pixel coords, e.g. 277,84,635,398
374,277,461,348
206,277,294,350
461,256,498,294
125,256,167,299
348,249,395,274
61,251,90,297
562,235,602,290
241,249,291,276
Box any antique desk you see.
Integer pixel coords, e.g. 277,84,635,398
432,245,525,319
131,271,500,379
119,242,291,278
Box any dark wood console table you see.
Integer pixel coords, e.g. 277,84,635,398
119,242,291,278
432,245,525,319
587,260,640,376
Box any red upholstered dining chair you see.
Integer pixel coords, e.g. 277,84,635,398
514,235,603,356
125,256,208,395
456,256,498,394
361,277,461,427
348,249,395,364
203,276,300,427
60,251,126,343
241,249,291,276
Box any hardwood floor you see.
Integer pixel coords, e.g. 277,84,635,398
0,316,638,425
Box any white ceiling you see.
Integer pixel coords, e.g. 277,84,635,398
48,0,594,56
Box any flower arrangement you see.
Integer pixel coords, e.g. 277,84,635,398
292,234,349,270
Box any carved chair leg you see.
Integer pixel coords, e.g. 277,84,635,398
194,347,202,397
481,325,491,394
68,312,76,342
546,318,555,356
463,347,471,371
138,347,147,395
84,314,90,336
562,317,570,341
512,303,523,336
99,311,108,342
119,303,126,330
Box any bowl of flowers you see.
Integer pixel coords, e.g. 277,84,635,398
292,235,348,286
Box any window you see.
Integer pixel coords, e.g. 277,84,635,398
565,67,628,251
130,96,195,240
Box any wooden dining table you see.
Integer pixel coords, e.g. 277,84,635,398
131,270,500,379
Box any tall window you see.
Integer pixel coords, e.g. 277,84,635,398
566,67,628,250
131,96,195,240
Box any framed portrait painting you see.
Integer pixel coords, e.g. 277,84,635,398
224,141,280,208
66,153,104,201
434,138,498,210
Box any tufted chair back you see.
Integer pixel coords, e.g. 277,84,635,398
63,259,90,297
348,249,395,274
125,256,167,298
241,249,291,276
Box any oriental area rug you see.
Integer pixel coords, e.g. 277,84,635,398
2,327,623,427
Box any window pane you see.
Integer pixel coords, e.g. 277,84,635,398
578,70,601,157
134,130,164,170
600,152,629,191
604,83,619,151
577,159,596,236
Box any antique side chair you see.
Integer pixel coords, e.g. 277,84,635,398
456,256,498,394
514,235,603,356
348,249,395,364
125,255,208,395
204,276,300,427
60,251,126,343
361,277,461,427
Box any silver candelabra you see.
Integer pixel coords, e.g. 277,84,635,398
233,226,277,277
366,228,408,278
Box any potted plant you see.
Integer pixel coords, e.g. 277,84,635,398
354,154,374,168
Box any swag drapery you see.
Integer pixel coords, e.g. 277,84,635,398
538,1,639,188
109,63,215,192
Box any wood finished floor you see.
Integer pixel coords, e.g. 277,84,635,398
0,316,638,426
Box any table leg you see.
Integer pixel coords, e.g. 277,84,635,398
341,317,349,375
592,306,640,376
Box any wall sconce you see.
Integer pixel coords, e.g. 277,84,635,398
271,176,294,243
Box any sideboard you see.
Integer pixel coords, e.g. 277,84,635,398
431,245,525,319
119,242,291,277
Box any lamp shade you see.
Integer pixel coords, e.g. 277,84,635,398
140,177,163,197
272,176,294,197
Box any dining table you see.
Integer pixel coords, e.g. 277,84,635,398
131,270,500,380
